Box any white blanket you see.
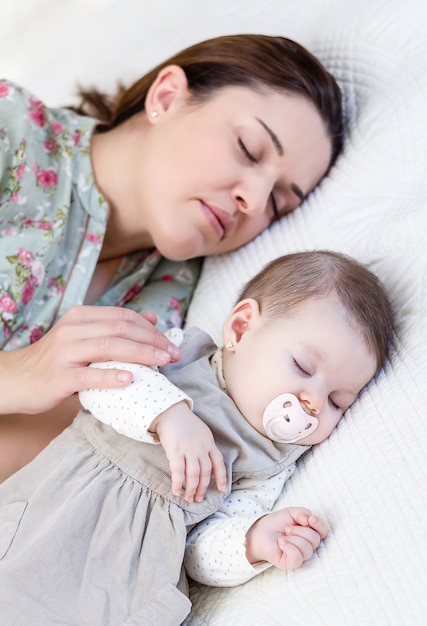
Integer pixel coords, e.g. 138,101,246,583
2,1,426,624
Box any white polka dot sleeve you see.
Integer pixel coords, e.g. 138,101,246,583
184,466,295,587
78,361,193,443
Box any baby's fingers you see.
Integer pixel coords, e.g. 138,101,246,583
276,523,324,570
183,456,205,503
192,447,226,502
192,463,214,503
276,537,307,570
169,455,186,497
286,508,328,540
210,447,227,494
277,531,319,570
307,515,328,539
282,524,323,552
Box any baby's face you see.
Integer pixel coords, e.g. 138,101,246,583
222,296,377,445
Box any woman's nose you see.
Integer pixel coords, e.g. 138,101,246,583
232,176,271,218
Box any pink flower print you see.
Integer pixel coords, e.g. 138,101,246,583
0,81,10,98
44,138,57,153
16,163,25,181
38,221,53,230
21,278,35,305
85,232,102,245
119,285,141,305
30,101,46,127
161,274,174,282
74,130,82,145
31,260,45,286
36,169,58,187
169,309,183,328
0,292,18,314
169,296,183,313
10,192,20,202
29,326,44,344
2,227,18,236
47,276,65,294
17,248,34,267
51,122,63,135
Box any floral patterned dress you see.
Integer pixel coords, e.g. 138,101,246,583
0,80,201,350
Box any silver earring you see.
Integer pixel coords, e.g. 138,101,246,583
149,110,159,118
226,341,234,349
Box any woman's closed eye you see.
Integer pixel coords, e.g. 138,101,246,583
270,193,279,220
238,138,258,164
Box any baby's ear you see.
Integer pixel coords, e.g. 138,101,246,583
222,298,261,346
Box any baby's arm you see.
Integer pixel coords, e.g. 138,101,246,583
185,468,327,587
150,401,226,502
79,361,191,443
79,361,226,502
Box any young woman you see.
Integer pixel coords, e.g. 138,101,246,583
0,34,343,479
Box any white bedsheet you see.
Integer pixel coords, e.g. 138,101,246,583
2,1,426,624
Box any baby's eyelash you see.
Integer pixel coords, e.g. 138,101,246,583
293,358,310,377
238,138,258,164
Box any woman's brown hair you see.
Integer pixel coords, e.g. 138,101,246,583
74,34,343,169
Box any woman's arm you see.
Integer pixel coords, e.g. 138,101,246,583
0,306,180,416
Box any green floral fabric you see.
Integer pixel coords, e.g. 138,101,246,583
0,80,201,350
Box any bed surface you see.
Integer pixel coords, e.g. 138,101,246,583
2,1,426,624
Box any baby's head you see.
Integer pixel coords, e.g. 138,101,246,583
221,250,394,445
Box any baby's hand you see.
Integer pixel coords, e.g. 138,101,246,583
245,507,328,570
150,402,227,503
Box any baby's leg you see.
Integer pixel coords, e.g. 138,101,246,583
0,395,80,482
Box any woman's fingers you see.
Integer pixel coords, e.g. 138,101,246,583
4,305,182,414
57,306,181,365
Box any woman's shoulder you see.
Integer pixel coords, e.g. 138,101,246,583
0,80,98,205
0,79,31,106
0,80,97,145
0,80,50,130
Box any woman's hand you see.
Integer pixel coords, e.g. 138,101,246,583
245,507,328,569
0,305,181,415
151,401,227,503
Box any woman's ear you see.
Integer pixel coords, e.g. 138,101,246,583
145,64,190,120
222,298,261,349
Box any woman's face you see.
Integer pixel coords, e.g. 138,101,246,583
139,83,332,260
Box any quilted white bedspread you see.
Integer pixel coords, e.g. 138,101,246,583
2,1,426,624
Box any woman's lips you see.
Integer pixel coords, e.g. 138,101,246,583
201,201,233,239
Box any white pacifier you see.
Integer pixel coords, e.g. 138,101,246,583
262,393,318,443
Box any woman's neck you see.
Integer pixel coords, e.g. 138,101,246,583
91,117,155,260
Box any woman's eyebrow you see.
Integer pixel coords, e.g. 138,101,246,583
256,118,284,155
256,118,306,202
